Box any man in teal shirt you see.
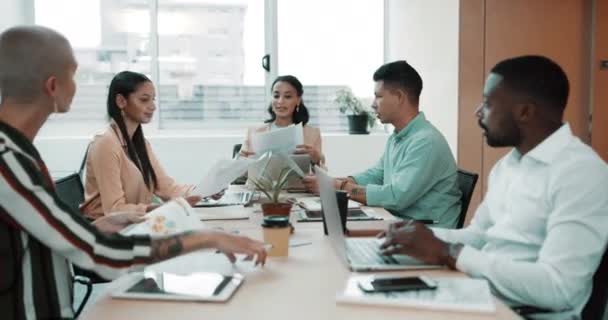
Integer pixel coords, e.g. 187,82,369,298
304,61,461,228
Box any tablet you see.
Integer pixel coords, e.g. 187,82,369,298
112,271,244,302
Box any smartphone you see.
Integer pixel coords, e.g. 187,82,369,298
358,276,437,293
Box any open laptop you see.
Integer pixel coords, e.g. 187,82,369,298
248,154,311,192
195,191,254,207
315,166,440,272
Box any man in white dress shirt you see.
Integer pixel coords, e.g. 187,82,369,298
378,55,608,319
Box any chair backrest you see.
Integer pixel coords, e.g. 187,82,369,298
54,173,85,213
456,169,479,229
233,143,243,159
582,246,608,320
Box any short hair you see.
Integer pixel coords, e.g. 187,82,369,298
490,55,569,113
373,60,423,105
0,26,74,103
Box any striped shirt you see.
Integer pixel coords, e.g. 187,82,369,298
0,121,153,320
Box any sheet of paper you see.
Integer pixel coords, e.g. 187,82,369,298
298,197,360,212
251,123,304,154
337,276,495,313
192,158,252,197
193,206,250,221
120,198,206,238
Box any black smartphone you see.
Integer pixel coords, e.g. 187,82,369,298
358,276,437,293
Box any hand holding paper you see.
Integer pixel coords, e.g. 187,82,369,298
193,158,252,197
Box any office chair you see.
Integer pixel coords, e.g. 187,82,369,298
233,143,243,159
54,146,109,318
512,246,608,320
456,169,479,229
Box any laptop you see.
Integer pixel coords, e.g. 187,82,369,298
248,154,311,192
194,191,254,207
315,166,440,272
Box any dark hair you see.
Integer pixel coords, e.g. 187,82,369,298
107,71,157,190
373,60,423,105
490,55,569,114
264,75,309,125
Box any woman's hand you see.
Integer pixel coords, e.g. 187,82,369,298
239,149,256,158
295,144,322,165
92,212,147,233
185,195,203,206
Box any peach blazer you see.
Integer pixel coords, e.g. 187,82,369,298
81,123,192,220
241,123,325,164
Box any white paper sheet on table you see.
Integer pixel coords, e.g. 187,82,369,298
337,276,496,313
120,198,206,238
192,158,253,197
251,123,304,154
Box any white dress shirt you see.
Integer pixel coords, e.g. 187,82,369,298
433,124,608,319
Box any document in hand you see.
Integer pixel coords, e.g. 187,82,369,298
120,198,206,238
251,123,304,154
192,158,253,197
337,275,496,313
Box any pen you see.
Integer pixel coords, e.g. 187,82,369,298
415,219,439,225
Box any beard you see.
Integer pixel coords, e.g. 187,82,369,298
479,120,521,147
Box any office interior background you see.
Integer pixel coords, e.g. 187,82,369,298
1,0,606,223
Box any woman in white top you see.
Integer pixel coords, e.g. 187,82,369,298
240,75,325,165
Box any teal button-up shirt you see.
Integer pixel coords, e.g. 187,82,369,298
352,112,461,228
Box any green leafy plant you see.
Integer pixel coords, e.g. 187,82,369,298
334,89,377,128
249,167,294,203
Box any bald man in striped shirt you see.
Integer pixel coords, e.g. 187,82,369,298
0,26,266,320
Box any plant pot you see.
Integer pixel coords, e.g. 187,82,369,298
347,114,370,134
261,202,293,217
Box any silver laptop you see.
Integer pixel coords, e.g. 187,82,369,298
315,166,440,272
195,191,253,207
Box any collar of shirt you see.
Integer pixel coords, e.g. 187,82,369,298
507,123,573,165
0,120,42,162
393,112,426,141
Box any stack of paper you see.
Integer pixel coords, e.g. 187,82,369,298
337,275,496,313
251,123,304,154
120,198,206,238
192,158,253,197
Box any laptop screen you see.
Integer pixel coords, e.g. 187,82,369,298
315,166,348,265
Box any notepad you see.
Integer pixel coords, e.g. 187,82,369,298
337,275,496,313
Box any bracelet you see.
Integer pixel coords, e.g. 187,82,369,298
339,179,349,190
445,243,463,270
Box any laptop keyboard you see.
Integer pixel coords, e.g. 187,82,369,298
347,239,399,265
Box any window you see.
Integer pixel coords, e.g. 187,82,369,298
33,0,384,136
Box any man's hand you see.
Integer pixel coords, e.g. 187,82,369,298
210,232,268,266
378,220,450,266
92,212,147,234
302,175,320,194
295,144,322,165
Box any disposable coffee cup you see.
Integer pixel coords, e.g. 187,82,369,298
262,215,290,257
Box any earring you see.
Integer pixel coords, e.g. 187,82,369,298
296,105,300,112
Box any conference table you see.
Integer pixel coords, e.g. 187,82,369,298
80,190,521,320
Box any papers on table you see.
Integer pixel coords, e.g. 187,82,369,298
337,275,496,313
192,158,252,197
251,123,304,154
297,196,361,212
120,198,206,238
193,206,250,221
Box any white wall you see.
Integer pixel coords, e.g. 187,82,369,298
36,133,388,183
0,0,30,32
387,0,459,157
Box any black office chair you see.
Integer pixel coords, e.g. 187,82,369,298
232,143,243,159
456,169,479,229
54,146,108,318
513,246,608,320
231,143,247,185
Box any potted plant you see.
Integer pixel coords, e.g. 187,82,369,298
249,167,295,216
334,89,377,134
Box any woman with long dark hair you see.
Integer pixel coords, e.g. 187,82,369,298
240,75,325,165
81,71,200,220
